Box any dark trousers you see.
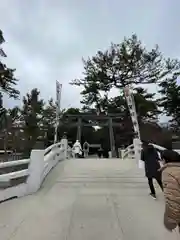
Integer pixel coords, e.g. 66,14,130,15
148,176,163,195
103,150,109,158
98,151,103,158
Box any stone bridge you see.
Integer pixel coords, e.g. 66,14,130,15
0,140,178,239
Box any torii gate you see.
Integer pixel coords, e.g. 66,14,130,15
63,113,124,157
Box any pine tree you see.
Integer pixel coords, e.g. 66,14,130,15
0,30,19,98
159,78,180,130
21,88,44,154
71,34,180,115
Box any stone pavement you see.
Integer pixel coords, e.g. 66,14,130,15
0,158,178,239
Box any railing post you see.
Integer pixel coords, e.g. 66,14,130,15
133,138,141,165
120,149,125,159
26,149,44,194
60,137,68,159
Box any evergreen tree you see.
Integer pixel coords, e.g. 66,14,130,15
71,34,180,116
21,88,44,153
159,78,180,130
0,30,19,98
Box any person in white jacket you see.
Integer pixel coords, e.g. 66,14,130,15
72,140,82,158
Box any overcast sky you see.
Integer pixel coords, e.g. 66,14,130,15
1,0,179,111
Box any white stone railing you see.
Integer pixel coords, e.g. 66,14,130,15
0,138,68,202
123,140,180,164
0,157,30,202
121,144,135,160
151,143,180,154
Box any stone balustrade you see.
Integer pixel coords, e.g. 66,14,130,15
0,137,69,202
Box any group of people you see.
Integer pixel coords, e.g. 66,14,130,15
72,140,90,158
72,140,109,158
141,142,180,232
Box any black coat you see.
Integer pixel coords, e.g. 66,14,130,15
141,147,161,178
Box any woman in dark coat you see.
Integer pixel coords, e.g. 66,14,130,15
141,142,163,199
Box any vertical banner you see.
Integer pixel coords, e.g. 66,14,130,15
124,86,140,139
54,81,62,143
124,86,142,166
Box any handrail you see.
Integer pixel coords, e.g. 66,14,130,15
123,144,133,153
41,142,66,182
152,144,180,155
122,144,134,159
124,142,180,162
0,159,30,168
0,169,29,181
44,142,62,156
151,144,165,151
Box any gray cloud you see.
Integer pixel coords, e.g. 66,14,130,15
1,0,180,112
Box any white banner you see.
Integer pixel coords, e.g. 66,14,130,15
124,86,140,139
54,81,62,143
56,81,62,115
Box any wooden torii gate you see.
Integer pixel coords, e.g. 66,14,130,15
63,113,124,157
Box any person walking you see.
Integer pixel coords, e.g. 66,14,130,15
83,141,89,158
141,142,163,199
97,146,103,158
160,149,180,232
72,140,82,158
